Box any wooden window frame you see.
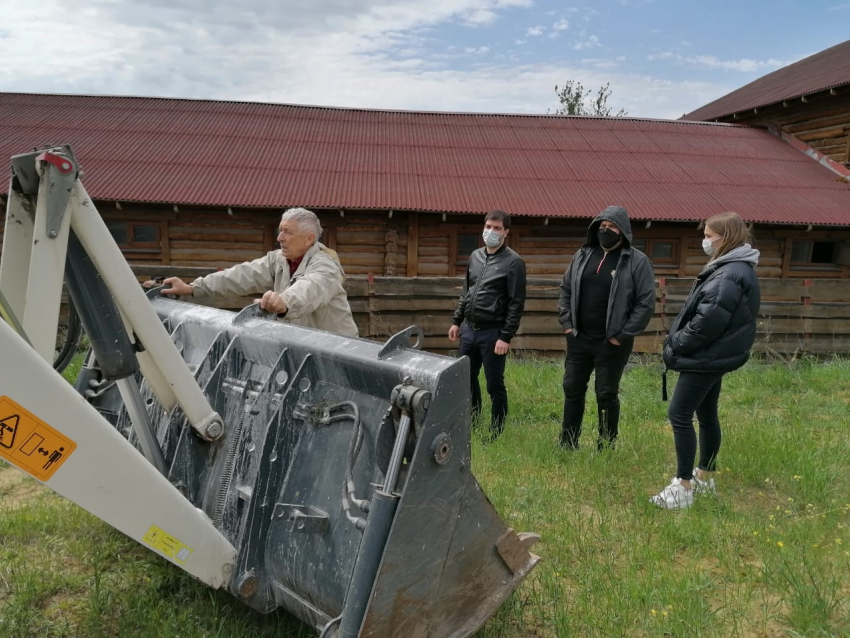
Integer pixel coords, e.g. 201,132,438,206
440,224,484,276
453,231,482,275
105,220,163,256
632,238,679,265
790,239,840,270
440,223,521,275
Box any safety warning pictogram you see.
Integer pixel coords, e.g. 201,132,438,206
0,414,19,449
0,396,76,481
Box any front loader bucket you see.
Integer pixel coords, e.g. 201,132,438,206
77,296,540,637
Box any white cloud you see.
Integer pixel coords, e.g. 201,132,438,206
526,25,545,36
647,51,791,72
690,55,786,72
548,18,569,38
681,40,692,46
462,8,498,24
573,35,600,50
580,57,620,70
514,38,527,45
465,45,491,54
0,0,732,120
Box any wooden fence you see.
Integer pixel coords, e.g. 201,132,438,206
130,266,850,356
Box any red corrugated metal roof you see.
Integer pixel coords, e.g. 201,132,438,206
1,92,849,225
683,39,850,121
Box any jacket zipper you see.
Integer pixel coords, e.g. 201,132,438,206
604,251,626,339
571,249,588,337
469,252,492,324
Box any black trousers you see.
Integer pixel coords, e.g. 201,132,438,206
459,324,508,436
561,334,633,449
667,371,724,480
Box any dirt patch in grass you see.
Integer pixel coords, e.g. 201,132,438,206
0,465,45,507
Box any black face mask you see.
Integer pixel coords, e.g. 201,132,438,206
597,228,621,250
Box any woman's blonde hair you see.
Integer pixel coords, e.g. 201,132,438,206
703,211,751,260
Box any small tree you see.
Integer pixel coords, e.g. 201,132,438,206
552,81,627,117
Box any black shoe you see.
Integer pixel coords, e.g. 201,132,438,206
559,433,579,450
596,437,616,451
481,431,500,447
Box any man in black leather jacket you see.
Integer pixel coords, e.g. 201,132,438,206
558,205,655,449
449,209,527,440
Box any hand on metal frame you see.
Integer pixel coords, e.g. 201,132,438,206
159,277,193,296
259,290,287,314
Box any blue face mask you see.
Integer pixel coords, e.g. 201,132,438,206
482,228,502,248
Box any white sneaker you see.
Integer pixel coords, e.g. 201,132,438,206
650,478,694,509
691,469,716,495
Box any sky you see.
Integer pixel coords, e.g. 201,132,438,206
1,0,848,120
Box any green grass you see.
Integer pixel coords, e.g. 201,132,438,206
472,356,850,638
59,352,85,385
2,356,848,637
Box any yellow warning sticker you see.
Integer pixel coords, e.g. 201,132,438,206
0,396,76,481
143,525,194,564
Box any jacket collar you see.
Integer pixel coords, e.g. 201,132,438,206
286,241,322,279
484,242,509,257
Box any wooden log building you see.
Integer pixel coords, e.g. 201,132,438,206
6,202,842,282
2,61,850,354
684,39,850,167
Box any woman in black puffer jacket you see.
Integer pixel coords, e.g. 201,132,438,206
651,212,761,510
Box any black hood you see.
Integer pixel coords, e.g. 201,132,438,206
586,205,633,247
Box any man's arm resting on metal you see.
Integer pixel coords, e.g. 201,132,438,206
165,253,278,299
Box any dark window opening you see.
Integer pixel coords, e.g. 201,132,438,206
132,225,159,244
106,221,161,252
811,241,835,264
631,238,678,265
106,221,128,245
650,241,674,261
791,240,836,264
456,233,480,268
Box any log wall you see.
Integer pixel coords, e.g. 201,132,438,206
715,87,850,165
2,203,849,282
128,266,850,357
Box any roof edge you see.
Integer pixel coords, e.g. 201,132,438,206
1,90,747,128
2,190,848,227
765,124,850,180
685,81,850,122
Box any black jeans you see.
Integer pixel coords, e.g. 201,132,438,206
667,371,724,480
561,334,633,449
459,324,508,437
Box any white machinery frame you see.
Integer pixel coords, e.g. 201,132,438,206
0,148,235,587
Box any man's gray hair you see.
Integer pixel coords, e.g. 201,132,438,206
281,207,322,240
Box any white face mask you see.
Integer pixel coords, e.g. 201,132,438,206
702,238,717,256
482,228,503,248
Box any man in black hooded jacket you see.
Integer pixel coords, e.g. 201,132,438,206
557,205,655,449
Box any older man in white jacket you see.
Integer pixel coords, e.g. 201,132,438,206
159,208,359,337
